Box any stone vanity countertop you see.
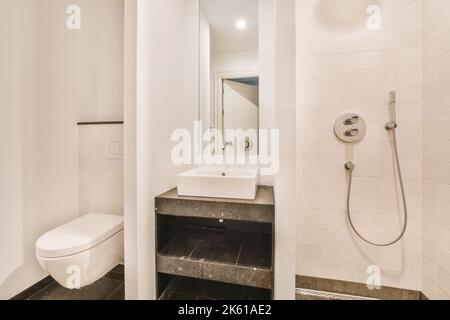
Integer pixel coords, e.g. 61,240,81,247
155,186,275,224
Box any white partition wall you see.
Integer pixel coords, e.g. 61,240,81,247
273,0,297,300
0,0,45,299
260,0,297,300
124,0,199,300
422,0,450,300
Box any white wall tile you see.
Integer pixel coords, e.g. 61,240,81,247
297,0,423,292
422,0,450,300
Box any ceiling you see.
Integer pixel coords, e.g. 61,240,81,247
200,0,258,55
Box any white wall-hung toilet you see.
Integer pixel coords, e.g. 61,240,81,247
36,214,124,289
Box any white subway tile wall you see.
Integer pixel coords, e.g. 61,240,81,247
296,0,423,291
422,0,450,300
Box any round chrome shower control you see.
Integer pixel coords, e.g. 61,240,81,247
334,113,367,143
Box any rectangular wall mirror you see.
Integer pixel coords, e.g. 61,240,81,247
199,0,259,155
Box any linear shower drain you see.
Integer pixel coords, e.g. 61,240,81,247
295,288,377,301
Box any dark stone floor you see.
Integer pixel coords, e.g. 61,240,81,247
12,265,124,300
161,276,271,300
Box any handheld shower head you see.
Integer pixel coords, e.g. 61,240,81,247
345,91,408,247
386,91,398,130
389,91,396,104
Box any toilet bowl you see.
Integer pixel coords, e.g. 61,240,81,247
36,213,124,289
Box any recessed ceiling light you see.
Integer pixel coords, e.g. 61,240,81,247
236,19,247,30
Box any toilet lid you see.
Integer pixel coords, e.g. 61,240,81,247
36,214,124,258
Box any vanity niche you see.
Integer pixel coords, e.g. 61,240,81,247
155,0,274,300
155,187,274,300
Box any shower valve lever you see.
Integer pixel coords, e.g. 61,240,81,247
345,129,359,137
344,116,360,125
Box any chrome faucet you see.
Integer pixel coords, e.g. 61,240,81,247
222,141,233,151
222,141,233,169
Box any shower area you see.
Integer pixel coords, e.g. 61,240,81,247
296,0,450,299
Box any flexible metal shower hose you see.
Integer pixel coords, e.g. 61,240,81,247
346,129,408,247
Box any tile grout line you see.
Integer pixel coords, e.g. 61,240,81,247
104,282,125,301
235,237,245,267
27,280,57,300
187,228,207,260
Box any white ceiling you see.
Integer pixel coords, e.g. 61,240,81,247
200,0,258,55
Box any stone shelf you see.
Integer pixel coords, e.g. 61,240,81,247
157,226,273,289
159,276,271,300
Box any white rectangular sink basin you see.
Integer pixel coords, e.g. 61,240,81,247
177,168,258,200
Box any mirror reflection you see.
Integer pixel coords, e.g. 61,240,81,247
199,0,259,155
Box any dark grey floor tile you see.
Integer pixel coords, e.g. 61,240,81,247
104,270,125,282
167,277,272,301
11,277,55,300
203,281,244,300
66,278,123,300
111,264,124,274
190,230,242,264
197,296,217,300
29,278,123,300
242,287,271,300
106,284,125,300
237,233,272,269
28,281,73,300
161,228,205,257
174,278,208,297
169,292,198,300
